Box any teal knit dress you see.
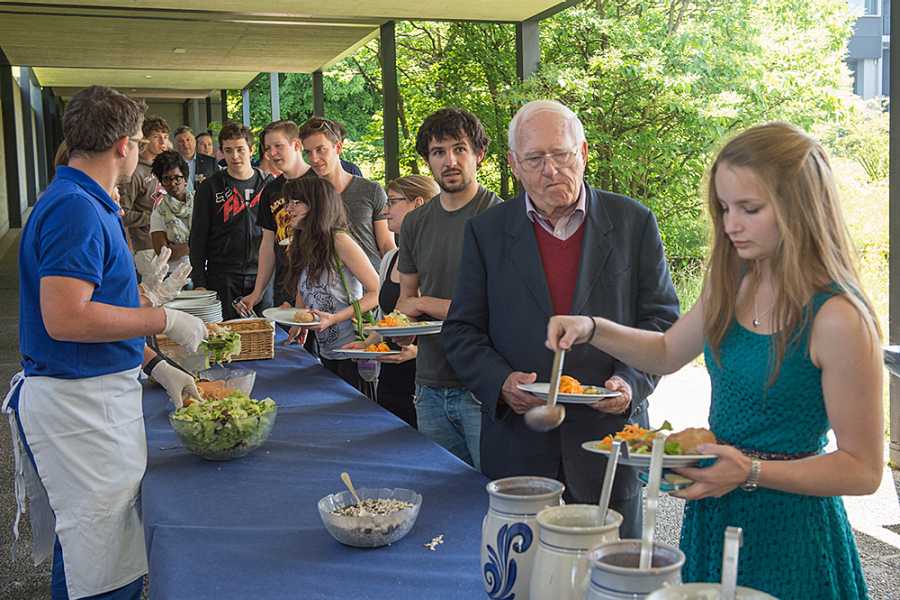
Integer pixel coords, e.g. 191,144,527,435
679,290,868,599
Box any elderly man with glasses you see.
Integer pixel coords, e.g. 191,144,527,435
443,100,679,538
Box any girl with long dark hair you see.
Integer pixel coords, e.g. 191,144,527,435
284,177,379,389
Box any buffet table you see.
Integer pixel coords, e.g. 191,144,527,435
141,340,489,599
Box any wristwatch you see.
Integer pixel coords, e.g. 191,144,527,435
740,458,761,492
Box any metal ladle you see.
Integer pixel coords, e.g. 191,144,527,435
524,349,567,432
340,471,368,517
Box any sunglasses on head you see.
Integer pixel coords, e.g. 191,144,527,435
307,119,340,141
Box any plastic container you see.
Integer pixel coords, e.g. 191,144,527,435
318,488,422,548
198,367,257,396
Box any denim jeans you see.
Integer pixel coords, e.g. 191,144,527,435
414,385,482,470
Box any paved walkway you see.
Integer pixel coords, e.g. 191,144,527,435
0,227,898,598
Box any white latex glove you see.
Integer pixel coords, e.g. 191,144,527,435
162,307,207,352
140,246,172,288
141,261,192,307
150,360,200,408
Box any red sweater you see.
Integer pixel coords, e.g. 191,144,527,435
533,221,586,315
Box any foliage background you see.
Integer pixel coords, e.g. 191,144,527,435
231,0,875,269
224,0,888,427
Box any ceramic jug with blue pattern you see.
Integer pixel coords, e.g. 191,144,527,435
481,476,564,600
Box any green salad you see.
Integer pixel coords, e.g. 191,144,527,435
200,325,242,365
170,391,276,459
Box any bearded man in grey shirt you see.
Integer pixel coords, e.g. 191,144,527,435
396,108,501,469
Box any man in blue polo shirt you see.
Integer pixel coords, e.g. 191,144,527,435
3,85,207,600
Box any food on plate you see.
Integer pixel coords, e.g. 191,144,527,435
558,375,605,395
171,390,276,456
293,308,316,323
200,324,241,365
377,311,412,327
365,342,392,352
595,422,714,455
666,427,717,455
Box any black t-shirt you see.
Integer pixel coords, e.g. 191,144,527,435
258,174,294,304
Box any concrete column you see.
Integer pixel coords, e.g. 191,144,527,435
0,51,22,227
312,71,324,117
380,21,399,182
516,20,540,81
270,72,280,121
241,87,250,127
220,89,228,121
889,0,899,467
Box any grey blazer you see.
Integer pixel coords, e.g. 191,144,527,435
443,184,679,502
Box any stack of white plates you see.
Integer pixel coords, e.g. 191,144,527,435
165,290,222,323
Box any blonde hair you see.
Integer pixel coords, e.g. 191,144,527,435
386,174,440,203
704,122,881,382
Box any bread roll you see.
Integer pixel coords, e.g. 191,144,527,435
668,427,716,454
293,309,315,323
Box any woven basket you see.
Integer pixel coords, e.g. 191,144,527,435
156,318,275,362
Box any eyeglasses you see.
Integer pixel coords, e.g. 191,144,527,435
386,195,410,208
161,175,186,184
287,199,307,206
129,136,148,150
515,148,580,172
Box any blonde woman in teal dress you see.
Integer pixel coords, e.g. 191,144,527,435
546,122,883,599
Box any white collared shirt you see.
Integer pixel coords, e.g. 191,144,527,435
525,184,587,240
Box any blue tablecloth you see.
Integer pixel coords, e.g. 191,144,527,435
141,341,489,599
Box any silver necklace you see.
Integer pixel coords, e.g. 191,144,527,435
752,292,775,328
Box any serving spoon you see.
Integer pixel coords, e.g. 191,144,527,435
524,349,567,432
340,471,368,517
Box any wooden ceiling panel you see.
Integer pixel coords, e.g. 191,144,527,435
32,68,259,93
1,1,570,23
0,14,378,73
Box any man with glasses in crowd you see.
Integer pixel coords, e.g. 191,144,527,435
8,85,206,600
299,117,396,270
395,107,502,469
173,125,218,194
443,101,679,536
119,115,169,277
190,121,272,320
238,120,312,313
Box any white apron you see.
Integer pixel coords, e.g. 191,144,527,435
3,367,148,599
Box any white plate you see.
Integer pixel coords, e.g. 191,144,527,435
580,442,717,468
165,298,220,310
517,382,622,404
262,307,320,327
176,289,218,300
365,321,443,337
332,349,402,358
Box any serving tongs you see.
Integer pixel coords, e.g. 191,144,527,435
146,334,199,380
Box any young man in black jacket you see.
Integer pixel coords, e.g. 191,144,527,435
189,121,271,320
